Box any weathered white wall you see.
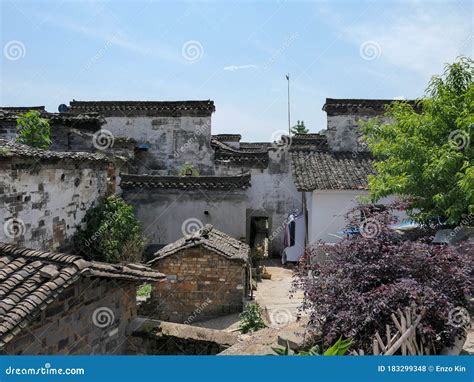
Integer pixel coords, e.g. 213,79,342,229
245,149,301,256
0,160,108,250
326,114,391,152
123,189,247,251
104,116,214,175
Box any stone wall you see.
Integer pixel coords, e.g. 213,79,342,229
1,278,137,355
128,319,237,355
0,157,109,251
144,248,248,323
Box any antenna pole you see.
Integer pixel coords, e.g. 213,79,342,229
286,74,291,136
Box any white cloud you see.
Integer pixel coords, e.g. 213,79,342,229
223,64,258,71
320,3,471,76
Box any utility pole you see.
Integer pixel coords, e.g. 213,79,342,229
286,74,291,136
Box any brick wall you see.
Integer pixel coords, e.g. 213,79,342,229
1,277,137,355
0,158,109,251
144,248,247,323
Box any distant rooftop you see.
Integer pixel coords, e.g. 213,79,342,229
323,98,419,115
69,100,215,117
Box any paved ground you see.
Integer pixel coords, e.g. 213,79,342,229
194,260,304,331
254,260,304,327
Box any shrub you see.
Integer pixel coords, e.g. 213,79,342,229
294,203,472,354
239,303,267,334
16,110,51,149
273,337,353,356
77,195,145,263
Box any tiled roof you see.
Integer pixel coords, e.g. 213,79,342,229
322,98,419,115
69,100,215,116
0,106,45,113
212,139,269,168
0,139,110,163
290,133,329,151
0,243,165,348
120,173,251,190
291,151,374,191
149,224,249,265
211,134,242,142
0,109,105,125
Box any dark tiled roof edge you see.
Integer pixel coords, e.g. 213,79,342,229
0,139,111,164
120,173,251,190
322,98,420,114
69,100,215,115
149,224,249,265
0,109,105,125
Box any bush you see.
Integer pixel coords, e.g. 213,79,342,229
239,303,267,334
16,110,51,149
77,195,145,263
294,203,472,354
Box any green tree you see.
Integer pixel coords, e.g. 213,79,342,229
363,57,473,226
16,110,51,149
178,163,200,176
291,120,309,135
77,196,145,263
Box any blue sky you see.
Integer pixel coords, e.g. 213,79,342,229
1,0,472,141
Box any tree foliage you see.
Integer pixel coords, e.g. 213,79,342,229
363,57,473,226
294,203,472,354
178,163,200,176
291,120,309,135
77,195,145,263
16,110,51,149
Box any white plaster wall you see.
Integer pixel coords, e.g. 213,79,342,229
0,162,108,250
104,116,214,174
309,190,368,244
309,191,406,244
245,149,302,255
124,190,247,247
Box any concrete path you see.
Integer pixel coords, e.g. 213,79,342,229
254,260,304,328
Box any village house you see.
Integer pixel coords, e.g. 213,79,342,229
0,243,164,355
144,224,250,324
